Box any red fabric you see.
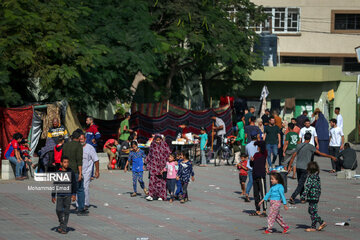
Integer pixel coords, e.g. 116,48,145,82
54,144,63,164
19,144,30,158
220,96,234,108
145,136,171,199
0,106,33,161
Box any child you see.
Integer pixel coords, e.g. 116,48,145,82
259,172,289,234
162,154,178,203
301,161,327,232
194,127,208,166
175,151,184,199
232,139,241,165
125,141,148,197
51,156,77,234
236,153,248,196
103,138,119,169
176,152,195,203
19,139,33,177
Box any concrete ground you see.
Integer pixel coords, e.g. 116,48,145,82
0,154,359,240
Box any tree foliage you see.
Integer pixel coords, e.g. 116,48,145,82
0,0,266,109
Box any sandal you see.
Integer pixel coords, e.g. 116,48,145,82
245,196,251,202
260,212,267,217
329,170,336,173
288,198,295,205
305,228,317,232
249,212,261,216
318,222,327,231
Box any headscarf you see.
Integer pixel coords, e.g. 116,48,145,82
315,112,329,140
145,134,171,175
236,121,245,145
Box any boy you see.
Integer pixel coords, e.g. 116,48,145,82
176,153,195,203
175,151,184,199
103,138,119,169
125,141,148,197
194,127,208,166
283,123,300,179
51,156,77,234
237,153,248,196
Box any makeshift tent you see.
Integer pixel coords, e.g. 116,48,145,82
0,106,34,161
130,103,233,143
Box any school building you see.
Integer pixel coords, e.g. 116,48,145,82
245,0,360,141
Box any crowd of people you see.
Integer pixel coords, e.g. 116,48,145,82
3,107,358,235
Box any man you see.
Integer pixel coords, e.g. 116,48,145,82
244,134,258,202
296,110,308,129
299,119,319,150
264,117,281,167
273,111,282,129
79,133,100,211
285,118,301,135
119,136,132,170
118,112,133,144
288,133,336,204
244,107,255,126
211,116,226,166
5,133,25,180
244,116,260,144
328,118,344,173
283,123,300,179
176,121,190,141
335,107,343,131
47,118,69,142
261,109,271,126
336,143,358,171
62,130,86,216
85,116,101,149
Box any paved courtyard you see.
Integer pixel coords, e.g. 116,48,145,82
0,155,359,240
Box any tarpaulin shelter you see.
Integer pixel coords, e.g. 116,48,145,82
0,106,34,164
130,102,233,144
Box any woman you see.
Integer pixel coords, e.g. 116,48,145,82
311,108,321,127
255,118,264,140
145,135,171,201
249,141,269,217
315,111,329,154
236,115,246,152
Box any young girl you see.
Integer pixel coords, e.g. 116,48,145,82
162,154,178,203
176,153,195,203
301,161,326,232
259,172,289,234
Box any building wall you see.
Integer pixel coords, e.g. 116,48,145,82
251,0,360,56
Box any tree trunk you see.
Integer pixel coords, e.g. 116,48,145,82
201,72,210,108
129,71,146,104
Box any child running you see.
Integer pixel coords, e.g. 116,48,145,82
162,154,179,203
176,152,195,203
125,141,149,197
259,172,289,234
236,153,248,196
301,161,327,232
51,157,77,234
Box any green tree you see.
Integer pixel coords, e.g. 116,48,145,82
147,0,266,105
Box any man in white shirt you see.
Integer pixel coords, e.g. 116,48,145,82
335,107,343,131
329,118,344,173
244,135,258,202
210,116,226,166
79,133,100,213
299,119,319,149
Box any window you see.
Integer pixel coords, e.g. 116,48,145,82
335,14,360,30
281,56,330,65
343,58,360,72
255,7,300,34
331,10,360,33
